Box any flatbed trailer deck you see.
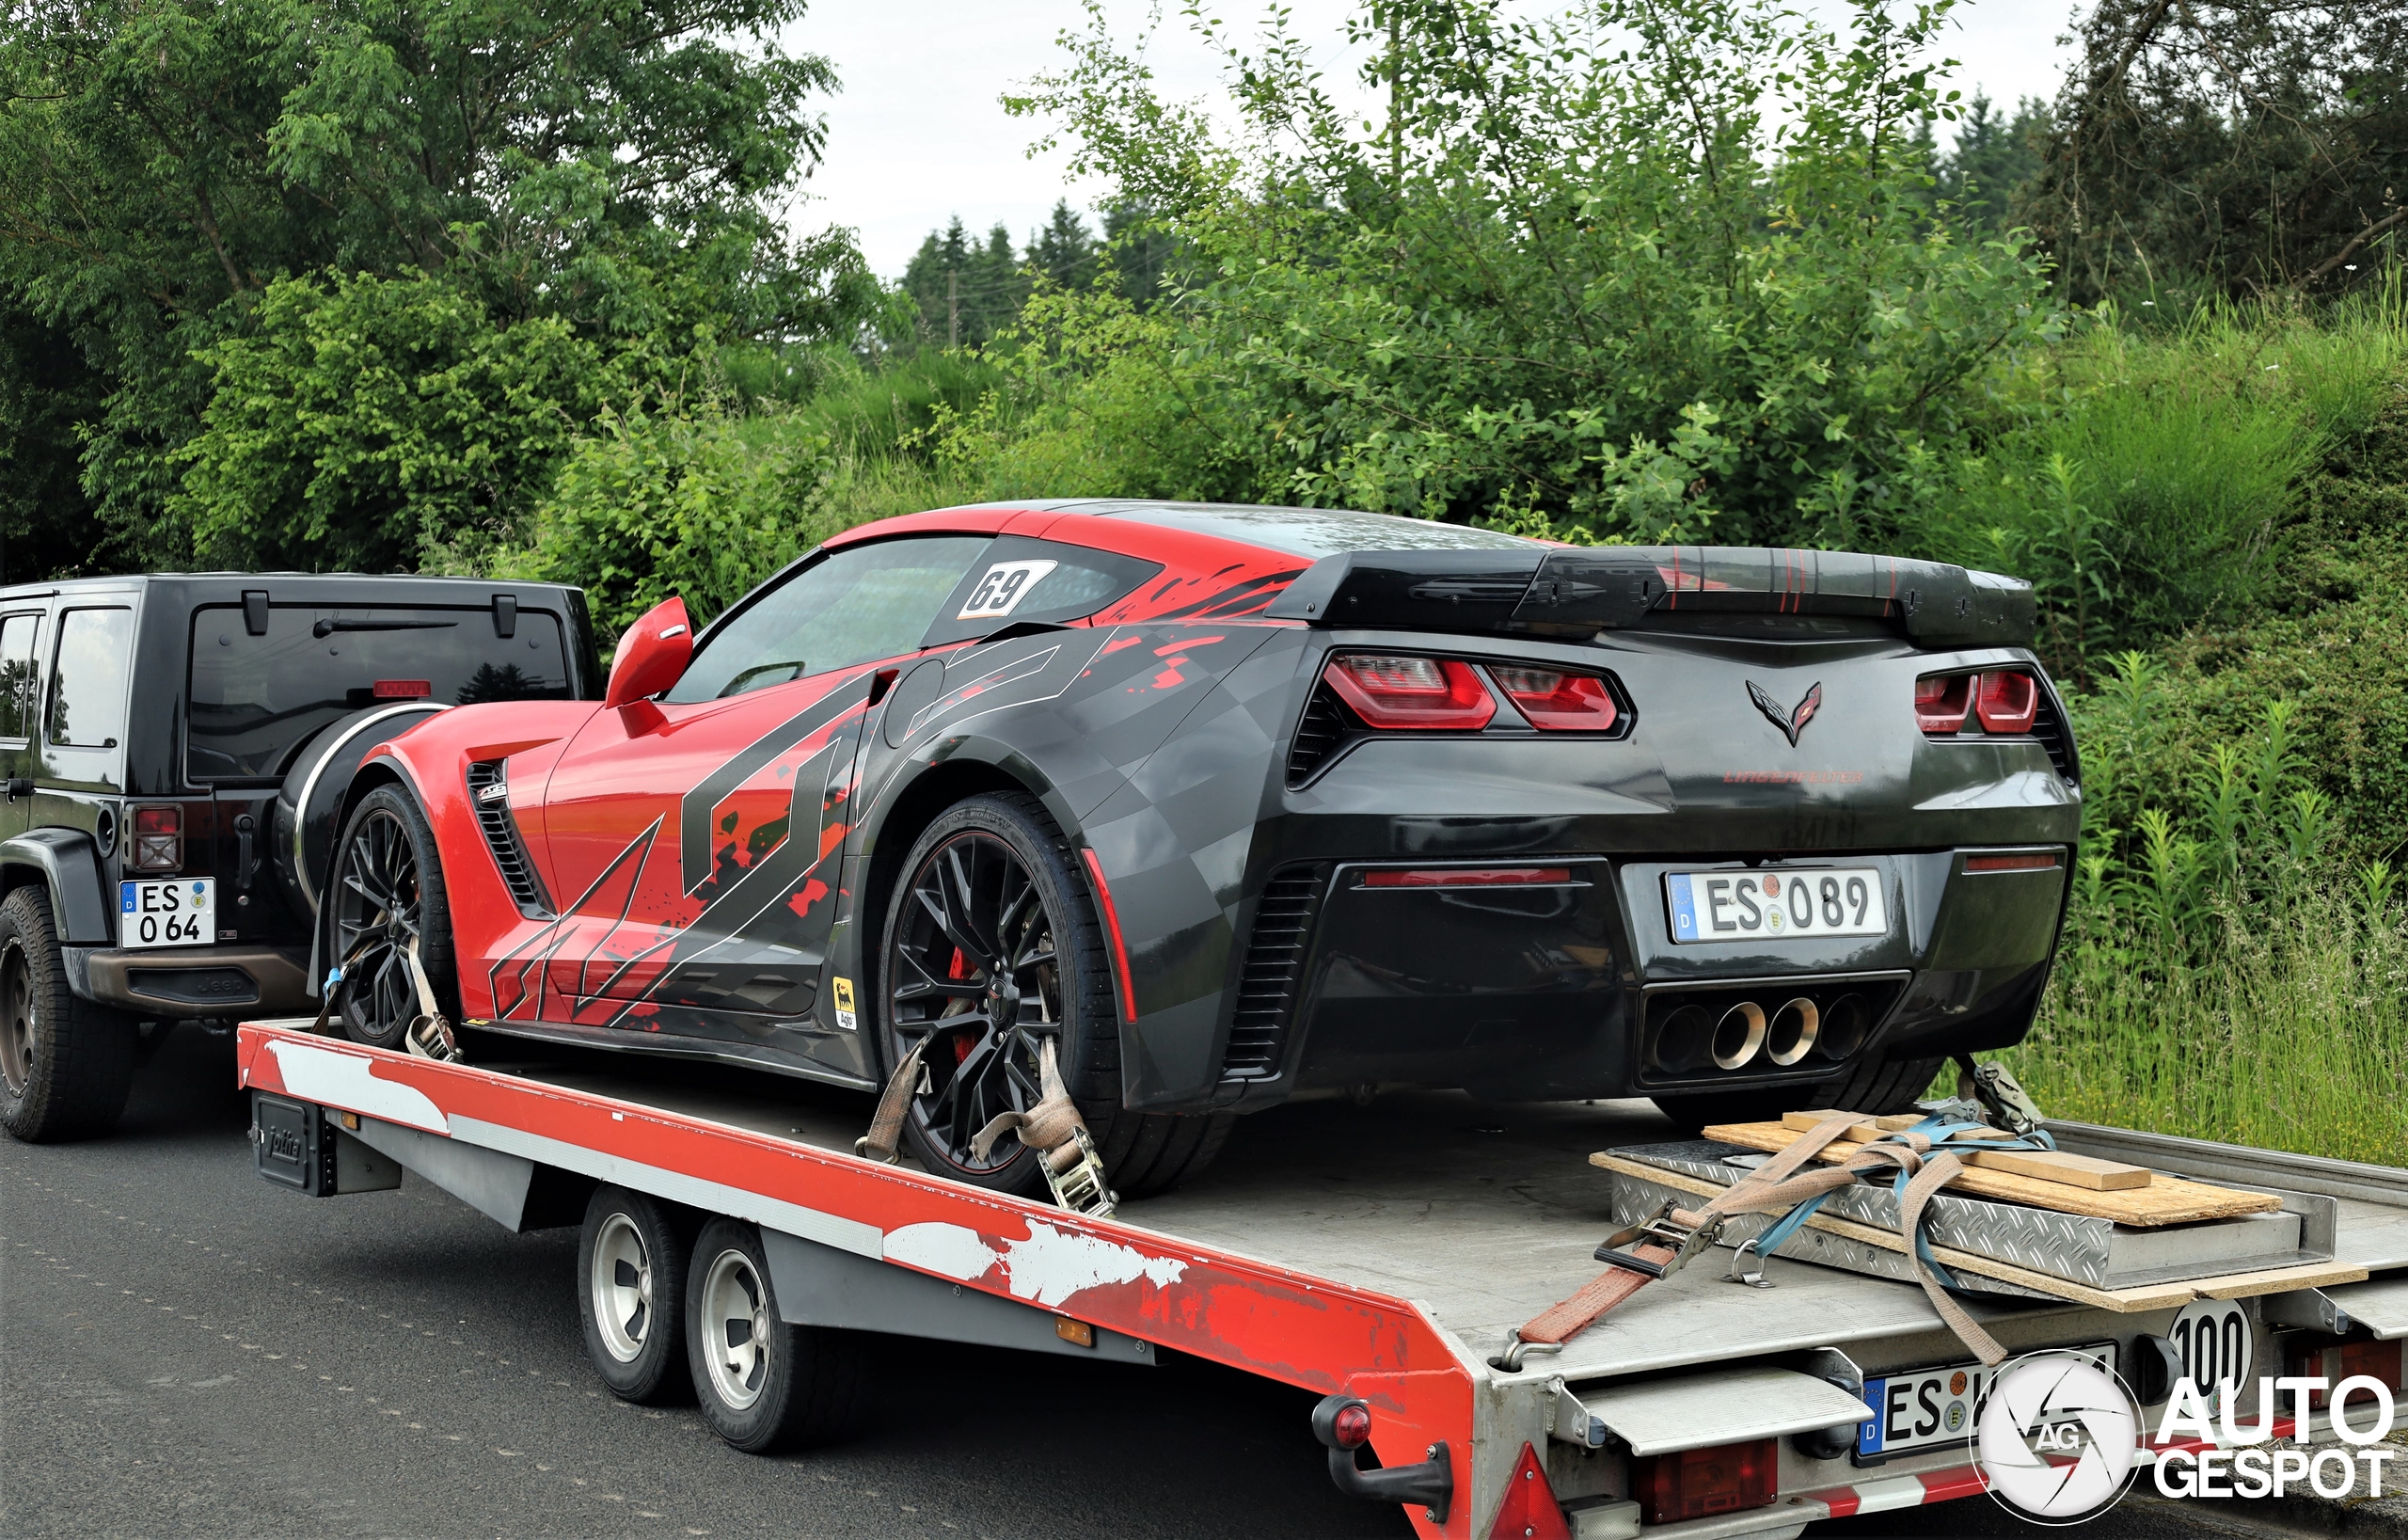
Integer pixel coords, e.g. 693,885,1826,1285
235,1021,2408,1539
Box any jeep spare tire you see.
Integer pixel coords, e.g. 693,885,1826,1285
272,701,448,917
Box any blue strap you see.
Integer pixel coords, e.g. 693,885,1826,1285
1743,1117,2052,1285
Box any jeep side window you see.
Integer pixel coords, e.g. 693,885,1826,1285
665,536,993,703
46,607,134,751
0,612,36,743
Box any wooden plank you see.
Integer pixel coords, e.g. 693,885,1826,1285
1589,1153,2196,1311
1702,1121,2282,1226
1778,1110,2153,1191
2194,1262,2371,1300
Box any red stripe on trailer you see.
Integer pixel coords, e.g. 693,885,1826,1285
238,1024,1476,1535
1799,1418,2311,1520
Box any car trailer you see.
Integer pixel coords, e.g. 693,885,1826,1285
237,1021,2408,1539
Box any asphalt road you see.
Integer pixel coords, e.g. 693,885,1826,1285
0,1030,2328,1540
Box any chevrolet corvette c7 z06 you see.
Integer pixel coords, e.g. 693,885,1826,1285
309,500,2079,1199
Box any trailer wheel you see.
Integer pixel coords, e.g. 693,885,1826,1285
0,884,137,1143
577,1186,692,1405
684,1217,865,1453
876,791,1232,1200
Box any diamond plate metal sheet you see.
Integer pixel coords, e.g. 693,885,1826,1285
1609,1140,2316,1289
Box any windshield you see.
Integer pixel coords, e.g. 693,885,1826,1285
188,604,573,781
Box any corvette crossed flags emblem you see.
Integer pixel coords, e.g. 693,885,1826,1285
1747,680,1823,746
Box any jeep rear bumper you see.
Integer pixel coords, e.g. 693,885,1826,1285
73,945,312,1019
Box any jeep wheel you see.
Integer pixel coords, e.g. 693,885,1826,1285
0,884,138,1142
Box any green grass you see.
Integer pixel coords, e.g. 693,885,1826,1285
1990,888,2408,1168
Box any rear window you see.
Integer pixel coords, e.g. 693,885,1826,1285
187,605,573,782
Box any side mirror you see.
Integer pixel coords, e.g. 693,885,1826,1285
603,596,693,709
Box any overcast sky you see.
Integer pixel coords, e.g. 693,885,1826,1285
784,0,2079,278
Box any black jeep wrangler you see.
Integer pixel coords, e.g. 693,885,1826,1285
0,574,600,1140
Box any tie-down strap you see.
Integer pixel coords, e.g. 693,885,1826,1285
1517,1114,2051,1366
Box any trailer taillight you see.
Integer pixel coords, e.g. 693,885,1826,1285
130,804,182,872
1636,1438,1777,1526
1323,655,1496,731
1487,664,1618,731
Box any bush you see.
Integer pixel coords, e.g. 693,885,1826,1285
509,399,839,634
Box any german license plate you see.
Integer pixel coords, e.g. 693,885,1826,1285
1855,1342,2117,1462
1665,867,1886,944
119,879,214,948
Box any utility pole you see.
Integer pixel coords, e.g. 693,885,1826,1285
947,270,958,350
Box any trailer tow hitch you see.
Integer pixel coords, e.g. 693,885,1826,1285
1311,1394,1453,1526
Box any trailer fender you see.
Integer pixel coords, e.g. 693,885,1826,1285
760,1228,1157,1365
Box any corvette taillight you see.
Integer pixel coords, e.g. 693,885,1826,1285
1488,665,1619,731
1918,669,2042,736
1975,670,2039,734
1914,674,1972,734
1323,654,1496,730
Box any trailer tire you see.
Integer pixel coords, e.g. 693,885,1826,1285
1648,1053,1945,1133
1,884,138,1143
578,1186,693,1405
876,791,1230,1201
685,1218,864,1453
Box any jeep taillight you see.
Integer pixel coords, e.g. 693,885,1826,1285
1322,655,1496,730
1488,665,1619,731
1914,674,1972,734
130,804,182,872
1975,669,2039,734
1636,1438,1778,1526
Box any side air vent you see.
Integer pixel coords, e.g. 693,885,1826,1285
2030,690,2080,787
466,759,553,916
1285,685,1355,786
1222,865,1327,1080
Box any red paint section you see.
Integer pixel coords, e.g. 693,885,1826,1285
1916,1467,1991,1503
1079,847,1139,1024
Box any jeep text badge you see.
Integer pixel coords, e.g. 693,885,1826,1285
1747,679,1822,746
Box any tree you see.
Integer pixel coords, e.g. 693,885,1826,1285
2025,0,2406,303
0,0,870,570
1938,93,2050,232
999,0,2060,546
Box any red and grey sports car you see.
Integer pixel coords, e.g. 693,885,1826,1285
320,500,2079,1199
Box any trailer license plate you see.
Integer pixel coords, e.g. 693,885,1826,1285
119,879,214,948
1855,1342,2117,1462
1666,868,1886,944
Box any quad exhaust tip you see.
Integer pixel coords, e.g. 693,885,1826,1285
1710,1002,1767,1070
1767,997,1820,1066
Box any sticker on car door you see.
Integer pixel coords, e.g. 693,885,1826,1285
957,560,1058,620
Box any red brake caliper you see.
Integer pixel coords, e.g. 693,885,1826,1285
948,946,975,1063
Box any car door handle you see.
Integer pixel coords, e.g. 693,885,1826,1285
234,813,257,890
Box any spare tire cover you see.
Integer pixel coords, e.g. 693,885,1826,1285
271,701,449,916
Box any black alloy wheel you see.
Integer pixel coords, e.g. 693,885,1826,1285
1,930,36,1105
327,785,457,1049
883,824,1063,1186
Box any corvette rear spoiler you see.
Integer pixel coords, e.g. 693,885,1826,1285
1260,546,2037,649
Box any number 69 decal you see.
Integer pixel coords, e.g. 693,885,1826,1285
957,560,1058,621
